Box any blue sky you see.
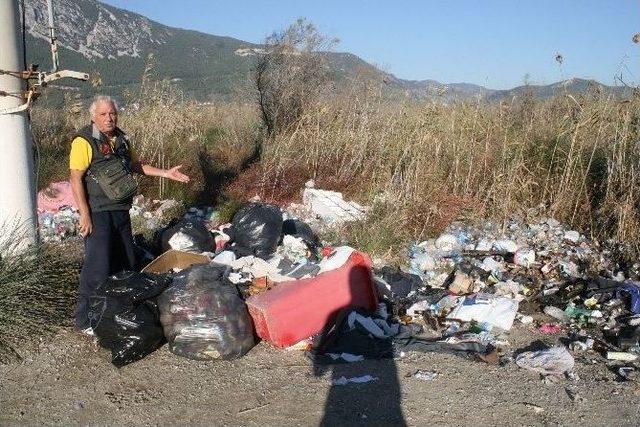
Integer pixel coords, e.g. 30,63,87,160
102,0,639,90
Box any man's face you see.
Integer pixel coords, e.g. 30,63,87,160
92,101,118,134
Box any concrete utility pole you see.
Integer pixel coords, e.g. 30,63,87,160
0,0,38,252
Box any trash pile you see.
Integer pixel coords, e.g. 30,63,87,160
37,181,80,242
39,207,80,242
130,194,218,231
373,217,640,379
37,184,216,244
43,179,637,382
88,199,380,366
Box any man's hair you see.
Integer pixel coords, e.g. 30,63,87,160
89,95,118,118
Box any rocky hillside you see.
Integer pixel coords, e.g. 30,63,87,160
24,0,258,101
25,0,170,60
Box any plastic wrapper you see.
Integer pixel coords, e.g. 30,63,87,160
157,264,255,360
231,203,283,259
161,218,214,253
89,271,172,367
515,346,575,376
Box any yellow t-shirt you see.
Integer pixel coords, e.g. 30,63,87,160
69,136,139,171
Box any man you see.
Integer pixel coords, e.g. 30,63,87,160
70,95,189,334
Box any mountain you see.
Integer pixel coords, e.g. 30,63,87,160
22,0,631,103
24,0,259,101
485,78,631,103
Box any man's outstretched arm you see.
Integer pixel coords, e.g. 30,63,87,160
131,162,190,183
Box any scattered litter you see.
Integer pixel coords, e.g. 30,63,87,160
565,386,585,402
328,353,365,363
514,249,536,267
543,306,569,323
539,323,562,334
413,370,438,381
212,250,237,265
331,375,378,386
522,402,545,414
449,271,474,295
517,314,534,325
564,230,580,243
493,239,518,253
515,346,575,376
618,366,638,382
435,234,461,252
318,246,356,273
38,206,80,242
279,235,310,264
374,266,423,303
568,338,594,351
406,300,430,318
285,339,313,352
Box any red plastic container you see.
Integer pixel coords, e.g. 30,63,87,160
246,251,379,348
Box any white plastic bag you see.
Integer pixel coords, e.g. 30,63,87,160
446,293,519,331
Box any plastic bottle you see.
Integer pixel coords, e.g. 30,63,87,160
544,305,569,322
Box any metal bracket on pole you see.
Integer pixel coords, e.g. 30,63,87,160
42,70,90,84
0,68,89,115
0,89,32,114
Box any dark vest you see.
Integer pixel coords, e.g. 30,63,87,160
75,124,135,212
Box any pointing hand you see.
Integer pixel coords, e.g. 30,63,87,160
164,165,190,183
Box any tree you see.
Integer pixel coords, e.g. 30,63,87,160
255,19,337,135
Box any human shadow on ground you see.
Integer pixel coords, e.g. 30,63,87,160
310,263,407,426
313,358,406,426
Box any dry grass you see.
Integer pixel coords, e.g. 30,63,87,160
253,90,640,254
32,80,259,205
0,239,80,363
30,79,640,257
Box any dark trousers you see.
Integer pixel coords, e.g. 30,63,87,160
75,210,136,329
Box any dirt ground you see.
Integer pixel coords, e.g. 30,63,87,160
1,325,639,427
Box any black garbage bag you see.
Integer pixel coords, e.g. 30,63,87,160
157,264,255,361
161,218,214,253
133,233,160,271
88,271,172,367
375,266,423,301
282,218,321,254
231,202,283,259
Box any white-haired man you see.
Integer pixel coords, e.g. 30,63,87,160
69,95,189,334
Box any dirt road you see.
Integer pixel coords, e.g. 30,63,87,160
1,327,638,426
